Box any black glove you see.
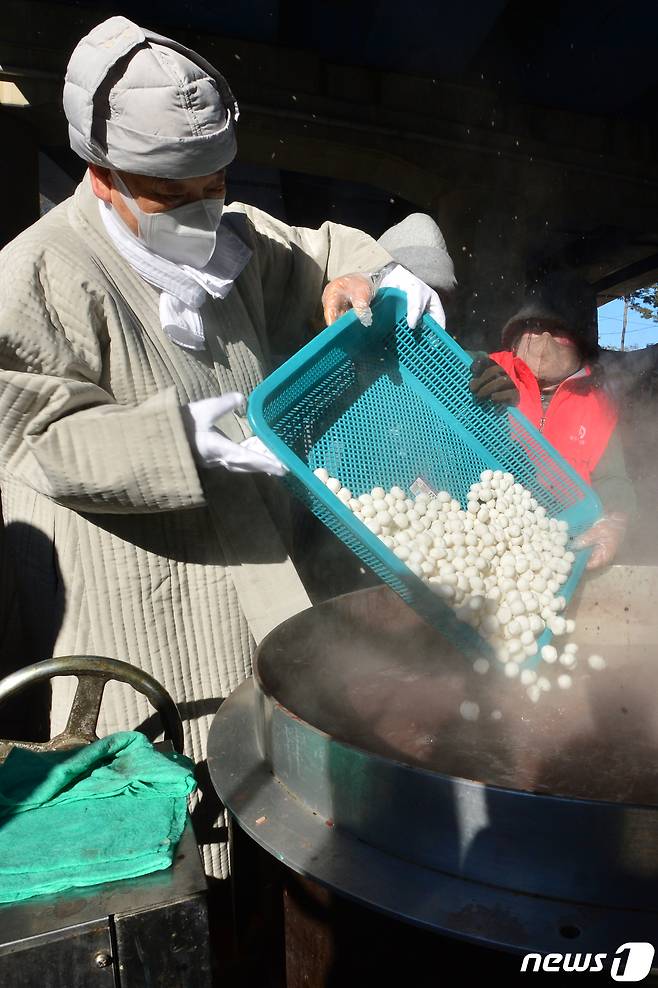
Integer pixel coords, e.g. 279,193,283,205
469,353,519,405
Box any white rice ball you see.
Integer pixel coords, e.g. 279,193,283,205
459,700,480,722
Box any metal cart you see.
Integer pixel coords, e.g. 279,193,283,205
0,656,212,987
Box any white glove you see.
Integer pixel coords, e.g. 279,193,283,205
378,263,446,330
186,393,287,476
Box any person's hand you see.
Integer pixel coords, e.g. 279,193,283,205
469,353,520,405
321,263,446,330
185,393,287,476
377,263,445,329
322,273,375,327
572,513,626,570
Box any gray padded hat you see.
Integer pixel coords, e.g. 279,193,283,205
64,16,238,178
378,213,457,293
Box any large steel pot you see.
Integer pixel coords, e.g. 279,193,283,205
209,565,658,951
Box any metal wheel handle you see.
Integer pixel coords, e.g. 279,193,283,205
0,655,184,760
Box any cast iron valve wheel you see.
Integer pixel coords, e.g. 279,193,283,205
0,655,184,761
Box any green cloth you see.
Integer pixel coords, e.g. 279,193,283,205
0,731,196,903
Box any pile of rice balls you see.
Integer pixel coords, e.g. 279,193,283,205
314,467,606,712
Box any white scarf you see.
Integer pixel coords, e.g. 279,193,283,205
99,201,252,350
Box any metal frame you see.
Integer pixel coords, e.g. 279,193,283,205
0,660,207,986
0,818,211,987
209,679,658,955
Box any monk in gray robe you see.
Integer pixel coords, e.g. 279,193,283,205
0,16,446,879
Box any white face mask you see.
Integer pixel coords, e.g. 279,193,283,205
111,172,224,268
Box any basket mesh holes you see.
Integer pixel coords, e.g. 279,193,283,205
253,298,601,655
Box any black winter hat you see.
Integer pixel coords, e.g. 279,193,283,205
501,272,599,359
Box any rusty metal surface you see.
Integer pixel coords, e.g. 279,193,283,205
255,569,658,804
64,675,107,744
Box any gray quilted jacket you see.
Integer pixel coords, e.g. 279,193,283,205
0,174,391,875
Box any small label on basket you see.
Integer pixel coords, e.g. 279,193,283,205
410,477,439,498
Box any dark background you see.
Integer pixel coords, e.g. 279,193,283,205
4,0,658,346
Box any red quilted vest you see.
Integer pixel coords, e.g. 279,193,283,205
489,351,618,484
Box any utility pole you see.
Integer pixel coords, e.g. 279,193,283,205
621,295,629,352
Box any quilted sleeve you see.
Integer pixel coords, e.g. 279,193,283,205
0,244,205,515
226,203,392,356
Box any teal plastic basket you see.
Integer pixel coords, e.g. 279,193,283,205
248,289,602,665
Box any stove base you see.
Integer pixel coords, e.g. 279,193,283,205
209,680,658,960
